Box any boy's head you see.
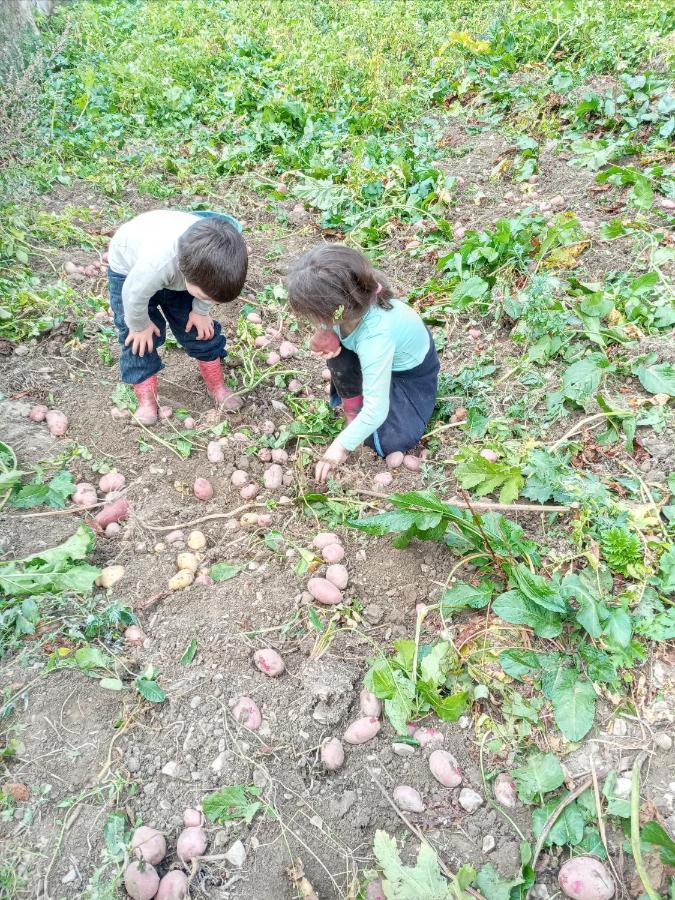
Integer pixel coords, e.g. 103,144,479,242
178,218,248,304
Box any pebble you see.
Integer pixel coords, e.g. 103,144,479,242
482,834,495,853
126,757,140,774
363,604,384,624
211,752,229,773
61,867,77,885
655,733,673,751
190,696,202,710
612,718,628,736
458,715,470,730
459,788,484,813
161,761,182,779
224,839,247,867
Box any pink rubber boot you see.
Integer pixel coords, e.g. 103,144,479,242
198,359,241,411
132,375,159,425
342,395,363,423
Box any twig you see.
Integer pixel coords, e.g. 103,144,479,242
353,489,571,513
590,755,622,889
549,413,608,451
631,751,659,900
421,420,466,441
367,768,486,900
141,502,266,531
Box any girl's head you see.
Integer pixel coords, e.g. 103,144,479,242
287,244,393,326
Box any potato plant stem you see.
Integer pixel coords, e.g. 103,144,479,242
631,751,660,900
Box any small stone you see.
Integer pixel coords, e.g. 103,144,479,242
309,815,323,830
224,839,247,867
482,834,496,854
211,752,229,774
161,760,182,779
612,718,628,736
61,867,77,885
459,788,483,813
529,885,550,900
458,715,470,730
190,696,202,710
364,604,384,624
14,344,29,357
655,733,673,751
126,757,140,774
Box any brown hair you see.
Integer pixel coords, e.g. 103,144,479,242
286,244,393,325
178,218,248,303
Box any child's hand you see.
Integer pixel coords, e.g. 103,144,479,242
125,323,160,357
186,311,215,340
312,348,341,360
315,438,348,483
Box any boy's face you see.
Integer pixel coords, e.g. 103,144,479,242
185,282,212,304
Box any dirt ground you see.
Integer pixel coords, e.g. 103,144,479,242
1,114,674,900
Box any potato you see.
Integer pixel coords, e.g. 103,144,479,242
240,482,260,500
257,513,273,527
271,448,288,464
131,826,166,865
366,881,386,900
263,464,283,490
187,530,206,550
232,696,262,730
325,564,348,589
412,727,444,750
28,404,48,422
155,870,189,900
321,367,332,382
403,455,421,472
256,448,271,463
267,351,281,365
95,565,125,589
494,773,517,808
105,522,121,537
183,808,203,827
453,224,466,241
261,419,275,434
247,312,262,324
193,477,213,501
166,529,185,544
312,532,340,550
310,330,340,354
321,543,345,564
255,335,271,349
288,379,303,393
95,497,130,529
468,328,482,339
266,326,283,340
124,861,159,900
207,441,225,463
373,472,393,489
343,716,380,745
386,451,404,469
176,552,199,573
558,857,615,900
64,260,78,275
321,737,345,771
169,570,194,591
183,416,195,429
393,785,425,813
240,512,259,526
124,625,145,645
73,483,98,508
359,689,382,718
46,409,69,436
176,826,207,861
428,750,462,787
194,573,213,586
479,448,498,462
307,577,343,606
99,472,126,493
253,648,285,677
230,470,249,488
279,341,297,359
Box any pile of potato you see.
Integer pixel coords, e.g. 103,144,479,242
124,815,207,900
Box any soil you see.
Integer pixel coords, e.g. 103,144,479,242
1,109,673,900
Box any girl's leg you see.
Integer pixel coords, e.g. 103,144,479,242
327,347,363,422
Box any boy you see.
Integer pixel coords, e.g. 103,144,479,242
108,210,248,424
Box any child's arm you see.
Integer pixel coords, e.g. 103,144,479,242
338,336,395,451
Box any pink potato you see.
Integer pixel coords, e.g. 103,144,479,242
558,857,615,900
386,451,404,469
45,409,69,436
468,327,482,339
321,543,345,564
183,416,195,429
325,564,348,589
124,861,159,900
261,420,275,434
310,329,340,354
176,826,207,862
359,689,382,718
288,379,303,393
253,648,285,677
183,808,203,827
307,577,343,606
312,532,340,550
247,312,262,324
73,483,98,508
193,477,213,501
99,472,126,493
258,447,272,462
480,448,499,463
257,513,272,527
271,448,288,464
131,826,166,865
494,773,517,808
207,441,225,463
267,351,281,366
155,871,189,900
263,464,283,490
105,522,121,537
393,785,425,813
240,482,260,500
366,882,386,900
321,367,332,382
343,716,380,745
28,404,48,422
231,470,250,487
279,341,298,359
95,497,130,528
412,727,444,749
266,327,283,340
428,750,462,787
124,625,145,645
321,737,345,771
374,471,393,489
255,335,271,348
232,696,262,730
64,260,78,275
403,455,421,472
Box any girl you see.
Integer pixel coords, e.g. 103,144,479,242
287,244,439,483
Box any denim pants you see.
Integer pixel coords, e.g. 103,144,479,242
108,211,240,385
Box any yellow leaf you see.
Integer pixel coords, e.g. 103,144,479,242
543,240,590,269
445,31,491,54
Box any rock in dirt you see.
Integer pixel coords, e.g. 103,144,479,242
363,604,384,624
482,834,496,853
329,789,357,819
225,839,247,867
655,732,673,751
161,760,184,779
459,788,483,812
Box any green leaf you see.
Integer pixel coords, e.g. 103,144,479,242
511,564,567,614
441,580,493,613
135,678,166,703
75,646,113,670
99,677,124,690
578,826,607,859
419,642,452,686
641,821,675,867
202,784,263,825
433,691,470,722
11,471,75,509
562,354,608,404
532,797,585,846
543,668,596,741
513,752,564,803
493,590,563,638
603,771,630,818
658,547,675,593
209,562,242,582
102,812,128,862
455,451,524,504
451,275,489,308
180,639,197,665
563,568,605,638
373,830,452,900
475,863,524,900
0,525,99,598
633,361,675,396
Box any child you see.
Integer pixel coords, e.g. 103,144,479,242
287,244,440,483
108,209,248,424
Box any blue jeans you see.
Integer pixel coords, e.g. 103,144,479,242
109,211,240,384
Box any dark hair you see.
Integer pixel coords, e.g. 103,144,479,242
177,219,248,303
286,244,393,325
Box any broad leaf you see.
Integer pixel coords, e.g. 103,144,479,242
374,830,451,900
135,678,167,703
493,590,564,638
0,525,99,598
543,668,596,741
513,752,564,803
209,562,242,582
203,785,262,825
641,821,675,867
511,564,567,614
180,639,197,665
475,863,524,900
633,361,675,396
441,579,493,613
532,797,585,846
562,354,608,404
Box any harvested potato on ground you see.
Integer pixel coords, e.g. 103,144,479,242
232,696,262,730
325,564,348,589
321,543,345,564
46,409,69,436
95,565,125,589
359,689,382,717
176,826,207,861
374,471,393,489
279,340,297,358
207,441,224,463
99,472,126,492
428,750,462,787
73,483,98,508
271,448,288,464
131,826,166,865
193,477,213,500
263,464,283,490
124,861,159,900
412,726,444,749
343,716,380,744
253,648,285,677
312,532,340,550
187,530,206,550
266,351,281,365
403,455,421,472
169,570,194,591
385,451,404,468
28,404,48,422
307,577,343,606
155,871,189,900
393,785,425,813
321,737,345,771
494,773,517,808
240,482,260,500
95,497,130,528
183,808,203,827
231,469,250,487
176,552,199,573
558,857,615,900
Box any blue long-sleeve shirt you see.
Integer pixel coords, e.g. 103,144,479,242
336,299,430,451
